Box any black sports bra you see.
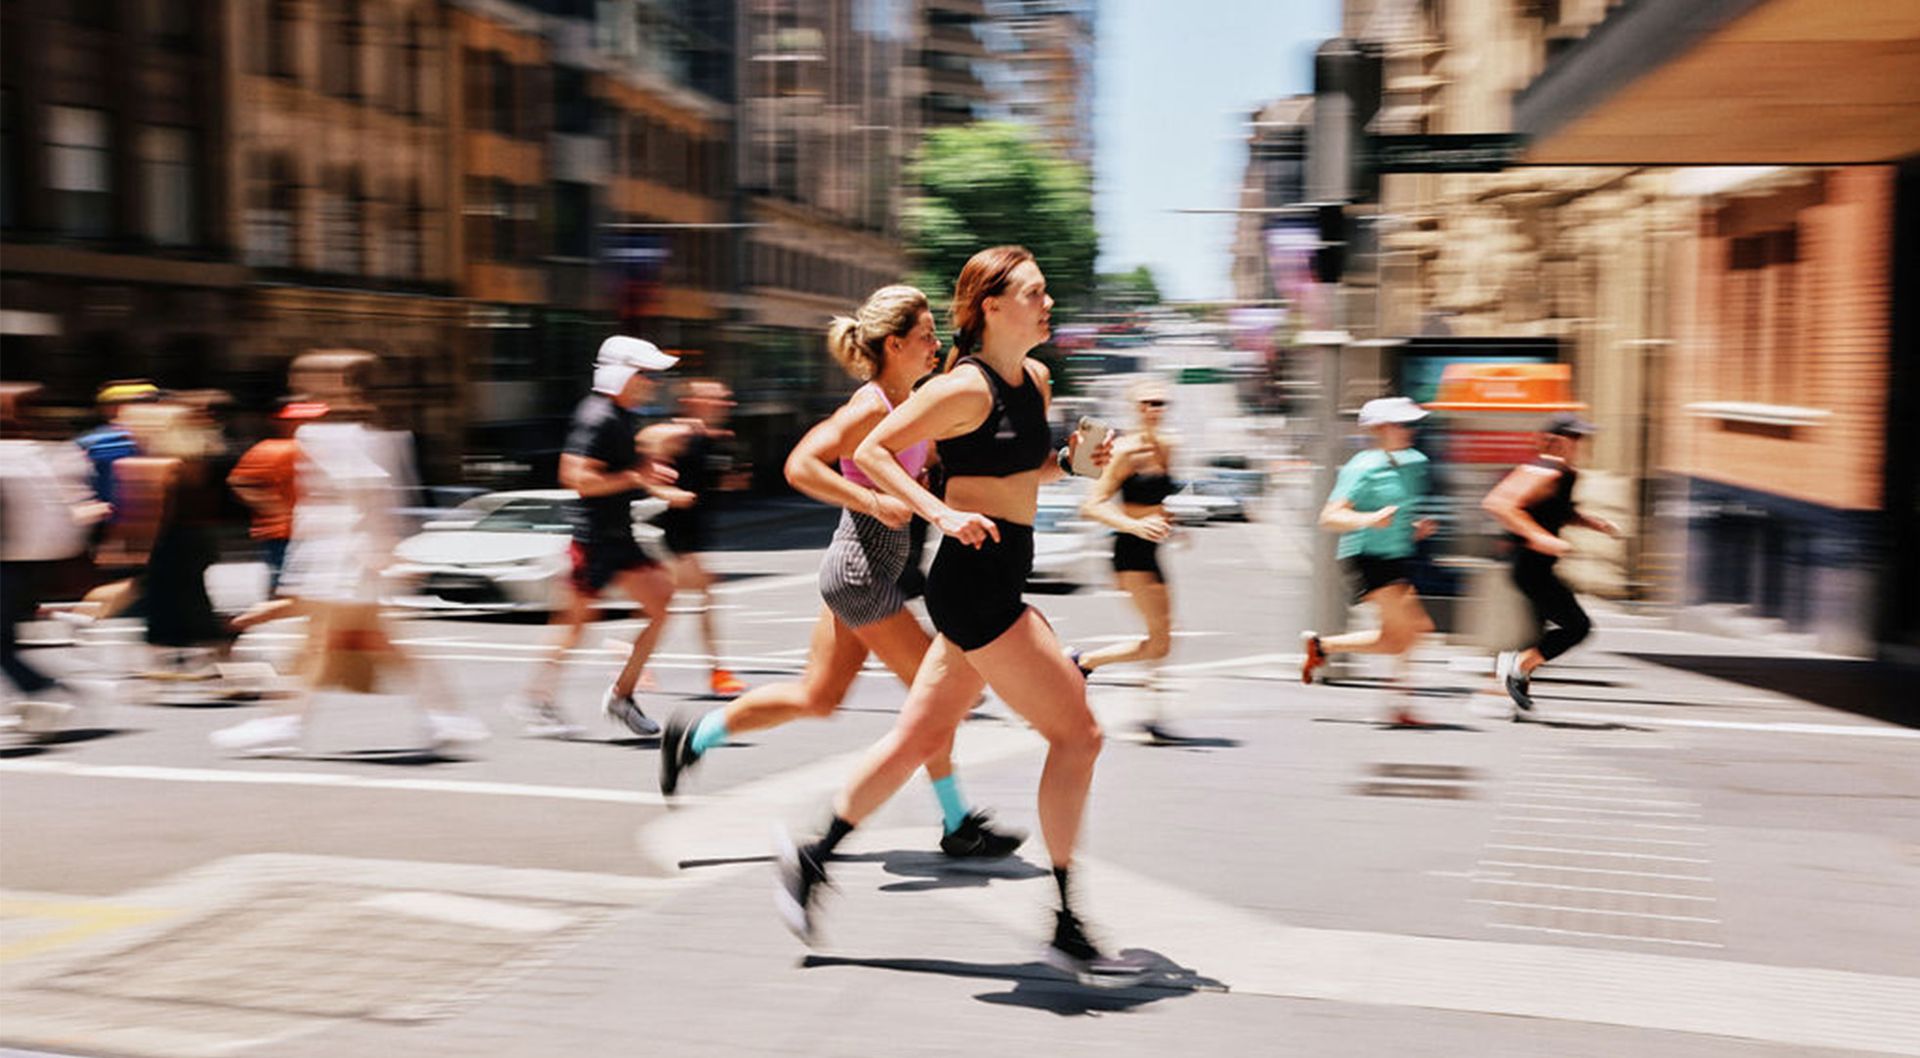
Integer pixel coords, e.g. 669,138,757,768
937,357,1053,478
1120,471,1176,506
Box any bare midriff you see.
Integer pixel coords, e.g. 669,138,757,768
946,468,1044,527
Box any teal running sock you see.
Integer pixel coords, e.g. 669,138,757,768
690,710,730,756
931,775,968,833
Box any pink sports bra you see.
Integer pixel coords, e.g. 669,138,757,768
839,382,929,488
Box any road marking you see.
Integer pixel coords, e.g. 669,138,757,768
1505,803,1700,819
1159,650,1299,674
1496,816,1706,831
1485,845,1711,864
357,891,574,933
1484,922,1724,949
1473,880,1716,901
0,759,677,806
1516,791,1701,808
1479,860,1712,882
1471,900,1721,924
1556,713,1920,738
0,898,179,962
1494,829,1708,848
713,572,820,596
1519,773,1663,784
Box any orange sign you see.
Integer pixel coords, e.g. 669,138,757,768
1425,363,1584,412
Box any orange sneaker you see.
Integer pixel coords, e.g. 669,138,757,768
710,668,746,697
1300,632,1327,684
1387,708,1427,728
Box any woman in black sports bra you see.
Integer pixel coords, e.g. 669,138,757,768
1073,380,1182,741
774,246,1150,987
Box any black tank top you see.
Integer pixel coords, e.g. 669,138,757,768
937,356,1052,478
1521,456,1578,536
1120,471,1176,506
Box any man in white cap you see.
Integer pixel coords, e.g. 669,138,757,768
505,336,692,738
1301,396,1440,726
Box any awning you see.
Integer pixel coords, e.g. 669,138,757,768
1514,0,1920,165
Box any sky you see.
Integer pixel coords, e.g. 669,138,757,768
1093,1,1339,301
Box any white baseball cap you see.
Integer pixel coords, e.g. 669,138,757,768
1357,396,1429,427
592,336,679,394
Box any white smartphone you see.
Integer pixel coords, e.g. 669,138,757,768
1070,416,1113,477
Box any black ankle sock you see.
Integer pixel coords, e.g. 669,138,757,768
1053,865,1072,909
807,815,855,864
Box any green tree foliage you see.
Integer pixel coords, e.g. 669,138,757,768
1097,264,1163,309
903,122,1097,319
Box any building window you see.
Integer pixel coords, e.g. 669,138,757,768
463,176,494,262
322,2,363,99
1726,228,1800,405
138,126,196,247
396,17,422,115
268,0,299,80
551,181,592,259
553,66,594,135
141,0,194,51
490,55,517,138
47,105,113,239
1,91,16,231
318,169,364,274
245,154,298,267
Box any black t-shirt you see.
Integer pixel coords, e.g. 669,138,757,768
564,393,644,546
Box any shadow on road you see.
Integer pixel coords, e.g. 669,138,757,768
1622,653,1918,729
801,950,1225,1016
840,848,1050,893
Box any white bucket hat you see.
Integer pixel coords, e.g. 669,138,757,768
1357,396,1429,427
592,336,679,395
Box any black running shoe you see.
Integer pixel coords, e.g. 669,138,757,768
1066,647,1093,680
1141,721,1180,745
659,713,699,797
773,826,827,944
1504,672,1535,720
1043,909,1152,988
939,810,1027,859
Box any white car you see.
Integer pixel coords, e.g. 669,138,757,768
383,489,667,613
1164,483,1248,525
1028,482,1109,589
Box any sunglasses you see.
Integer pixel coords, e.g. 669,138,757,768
1138,399,1167,408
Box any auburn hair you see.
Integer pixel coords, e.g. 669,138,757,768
944,245,1035,372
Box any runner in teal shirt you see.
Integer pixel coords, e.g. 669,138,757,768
1302,397,1439,727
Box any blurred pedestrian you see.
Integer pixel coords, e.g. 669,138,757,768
502,336,685,739
1073,379,1181,741
773,247,1146,987
1300,396,1439,727
1,383,109,732
117,401,228,667
228,399,319,596
656,378,748,697
1481,413,1618,720
660,286,1025,861
211,352,488,755
74,379,158,528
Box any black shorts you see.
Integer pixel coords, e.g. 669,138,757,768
1344,554,1414,603
658,508,708,557
1112,533,1163,581
570,539,659,595
925,519,1034,651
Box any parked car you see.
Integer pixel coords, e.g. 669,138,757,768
1028,481,1109,589
1164,482,1248,525
383,489,666,613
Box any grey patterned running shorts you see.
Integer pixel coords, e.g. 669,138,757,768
819,508,910,628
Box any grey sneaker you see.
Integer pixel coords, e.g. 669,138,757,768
601,686,660,737
504,695,583,739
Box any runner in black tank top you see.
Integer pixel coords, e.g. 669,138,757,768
1481,413,1620,719
1073,380,1185,742
774,247,1151,988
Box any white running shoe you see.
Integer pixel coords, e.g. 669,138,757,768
211,714,303,756
503,695,583,739
1495,650,1516,683
426,711,491,747
601,686,660,737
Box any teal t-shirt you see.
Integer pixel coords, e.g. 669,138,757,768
1329,447,1430,560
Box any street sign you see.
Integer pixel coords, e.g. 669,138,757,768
1366,133,1529,173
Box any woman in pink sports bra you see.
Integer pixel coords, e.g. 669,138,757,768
657,286,1027,860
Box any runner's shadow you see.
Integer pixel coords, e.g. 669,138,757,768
1140,733,1243,750
840,848,1050,893
304,747,462,765
801,950,1223,1016
606,736,663,749
1518,717,1655,732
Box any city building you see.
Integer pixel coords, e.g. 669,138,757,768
979,0,1094,165
1229,96,1312,305
911,0,993,129
1,1,245,410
